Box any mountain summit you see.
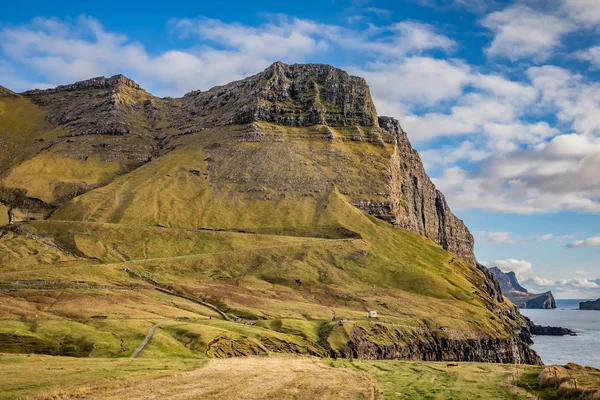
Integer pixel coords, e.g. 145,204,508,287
181,62,378,127
0,62,539,364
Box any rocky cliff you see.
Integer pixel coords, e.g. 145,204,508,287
184,63,475,265
488,267,556,309
383,117,476,265
580,299,600,310
490,268,528,293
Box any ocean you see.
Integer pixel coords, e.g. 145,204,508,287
520,299,600,368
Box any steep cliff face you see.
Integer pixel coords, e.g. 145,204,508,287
184,63,476,265
342,325,540,365
382,116,476,266
489,267,528,293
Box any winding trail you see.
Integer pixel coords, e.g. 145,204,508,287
131,319,173,358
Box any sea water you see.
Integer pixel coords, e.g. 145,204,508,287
521,299,600,368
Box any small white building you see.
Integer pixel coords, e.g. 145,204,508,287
368,310,378,318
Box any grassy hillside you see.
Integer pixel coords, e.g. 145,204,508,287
1,187,518,363
0,95,65,173
52,123,394,231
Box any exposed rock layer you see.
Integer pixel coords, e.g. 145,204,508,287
181,62,378,127
383,117,476,266
341,326,541,365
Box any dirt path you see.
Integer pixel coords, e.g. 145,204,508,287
130,320,173,358
81,357,376,400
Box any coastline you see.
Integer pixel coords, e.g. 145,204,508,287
521,299,600,368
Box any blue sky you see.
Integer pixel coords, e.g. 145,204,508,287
2,0,600,298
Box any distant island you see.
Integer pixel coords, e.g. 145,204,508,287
580,299,600,310
488,267,556,309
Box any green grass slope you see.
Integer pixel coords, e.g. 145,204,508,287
1,187,519,362
52,123,394,233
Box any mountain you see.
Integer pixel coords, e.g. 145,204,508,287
488,267,556,309
0,63,539,364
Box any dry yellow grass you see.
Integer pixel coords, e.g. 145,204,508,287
0,204,8,225
75,357,374,400
2,150,120,204
0,353,201,400
537,365,600,399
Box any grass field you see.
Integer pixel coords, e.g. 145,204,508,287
2,355,599,399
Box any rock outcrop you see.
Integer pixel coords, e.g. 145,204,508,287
529,325,577,336
477,263,504,303
181,62,378,128
20,74,158,170
523,317,577,336
336,323,541,365
0,86,17,97
24,74,141,94
491,268,528,293
580,298,600,310
522,292,556,309
488,267,556,309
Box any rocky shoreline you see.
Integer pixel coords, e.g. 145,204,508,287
523,316,577,336
338,327,542,365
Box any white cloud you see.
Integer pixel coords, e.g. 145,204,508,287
489,259,533,279
350,57,470,109
420,141,489,171
575,46,600,69
476,231,517,244
567,236,600,248
481,5,574,62
538,233,574,241
0,15,457,97
523,276,600,298
567,278,600,289
528,276,555,287
561,0,600,26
